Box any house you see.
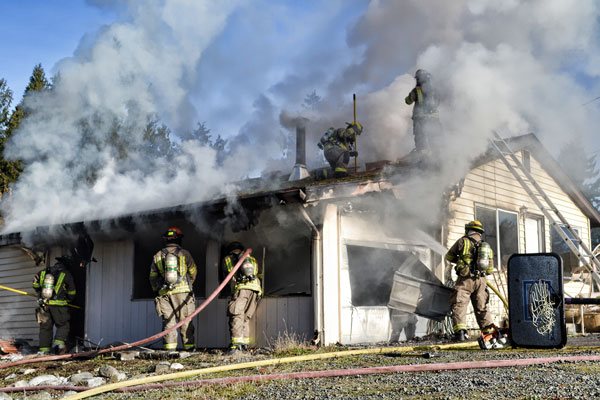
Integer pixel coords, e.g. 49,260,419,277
0,133,598,348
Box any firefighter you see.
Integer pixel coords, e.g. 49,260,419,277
445,220,496,342
318,122,363,177
405,69,442,158
223,242,262,354
32,256,77,355
149,226,198,351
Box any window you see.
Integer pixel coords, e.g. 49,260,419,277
218,236,312,297
475,206,519,270
551,225,581,276
219,207,312,297
346,246,409,306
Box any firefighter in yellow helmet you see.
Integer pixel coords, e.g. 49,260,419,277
318,122,363,178
445,220,495,342
222,242,262,354
32,256,77,355
405,69,443,159
149,226,198,351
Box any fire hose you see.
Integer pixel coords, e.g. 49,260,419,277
69,342,480,399
2,351,600,397
0,248,253,370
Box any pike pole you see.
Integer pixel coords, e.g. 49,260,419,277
0,283,81,309
353,93,358,173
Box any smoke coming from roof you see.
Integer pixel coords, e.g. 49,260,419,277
2,0,600,233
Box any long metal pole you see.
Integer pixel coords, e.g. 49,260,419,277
353,93,358,173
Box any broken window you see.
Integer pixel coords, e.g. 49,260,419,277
346,246,413,306
475,206,519,270
219,207,312,297
218,236,312,297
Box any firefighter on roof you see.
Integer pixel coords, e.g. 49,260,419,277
405,69,443,158
318,122,363,178
149,226,198,351
223,241,262,354
445,220,496,343
32,256,77,355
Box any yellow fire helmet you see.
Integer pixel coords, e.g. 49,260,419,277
465,220,484,233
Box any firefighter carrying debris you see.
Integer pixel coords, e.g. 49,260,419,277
445,220,506,348
405,69,443,159
150,226,198,351
32,257,77,355
318,122,363,178
223,241,262,355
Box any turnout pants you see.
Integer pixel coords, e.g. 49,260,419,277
36,306,70,352
155,292,196,350
451,275,494,332
324,146,350,176
227,289,259,347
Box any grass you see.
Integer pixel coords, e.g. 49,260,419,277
267,328,314,357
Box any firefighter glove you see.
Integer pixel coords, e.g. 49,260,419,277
37,298,48,307
349,150,358,157
317,142,324,150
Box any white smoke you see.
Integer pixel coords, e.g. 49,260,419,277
3,0,600,233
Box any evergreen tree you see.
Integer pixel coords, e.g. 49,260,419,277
0,64,51,193
0,79,12,137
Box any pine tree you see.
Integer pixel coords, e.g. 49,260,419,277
0,79,12,137
0,64,51,193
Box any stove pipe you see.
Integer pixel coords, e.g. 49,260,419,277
289,118,310,181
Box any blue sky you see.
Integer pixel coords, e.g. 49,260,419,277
0,1,114,101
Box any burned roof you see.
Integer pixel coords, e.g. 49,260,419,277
1,132,597,246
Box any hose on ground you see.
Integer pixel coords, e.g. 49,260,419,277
5,352,600,396
64,342,479,399
0,249,253,370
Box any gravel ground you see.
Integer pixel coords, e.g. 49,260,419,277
1,335,599,400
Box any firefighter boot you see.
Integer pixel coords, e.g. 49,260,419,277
225,345,242,356
453,330,468,342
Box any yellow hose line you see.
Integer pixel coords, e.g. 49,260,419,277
66,342,478,399
485,280,509,311
0,284,81,309
0,284,34,297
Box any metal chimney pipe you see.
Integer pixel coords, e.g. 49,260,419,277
296,122,306,165
289,117,310,181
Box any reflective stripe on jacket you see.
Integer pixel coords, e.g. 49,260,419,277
445,236,494,275
224,254,262,295
32,269,76,306
149,245,197,296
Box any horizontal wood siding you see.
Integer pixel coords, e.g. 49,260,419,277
0,247,40,344
446,154,590,329
86,240,162,346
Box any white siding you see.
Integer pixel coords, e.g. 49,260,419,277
446,154,591,330
446,156,590,251
86,239,312,348
0,247,39,344
320,208,434,345
86,240,162,346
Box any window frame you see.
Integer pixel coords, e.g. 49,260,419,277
474,205,520,270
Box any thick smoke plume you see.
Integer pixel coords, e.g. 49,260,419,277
3,0,600,233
